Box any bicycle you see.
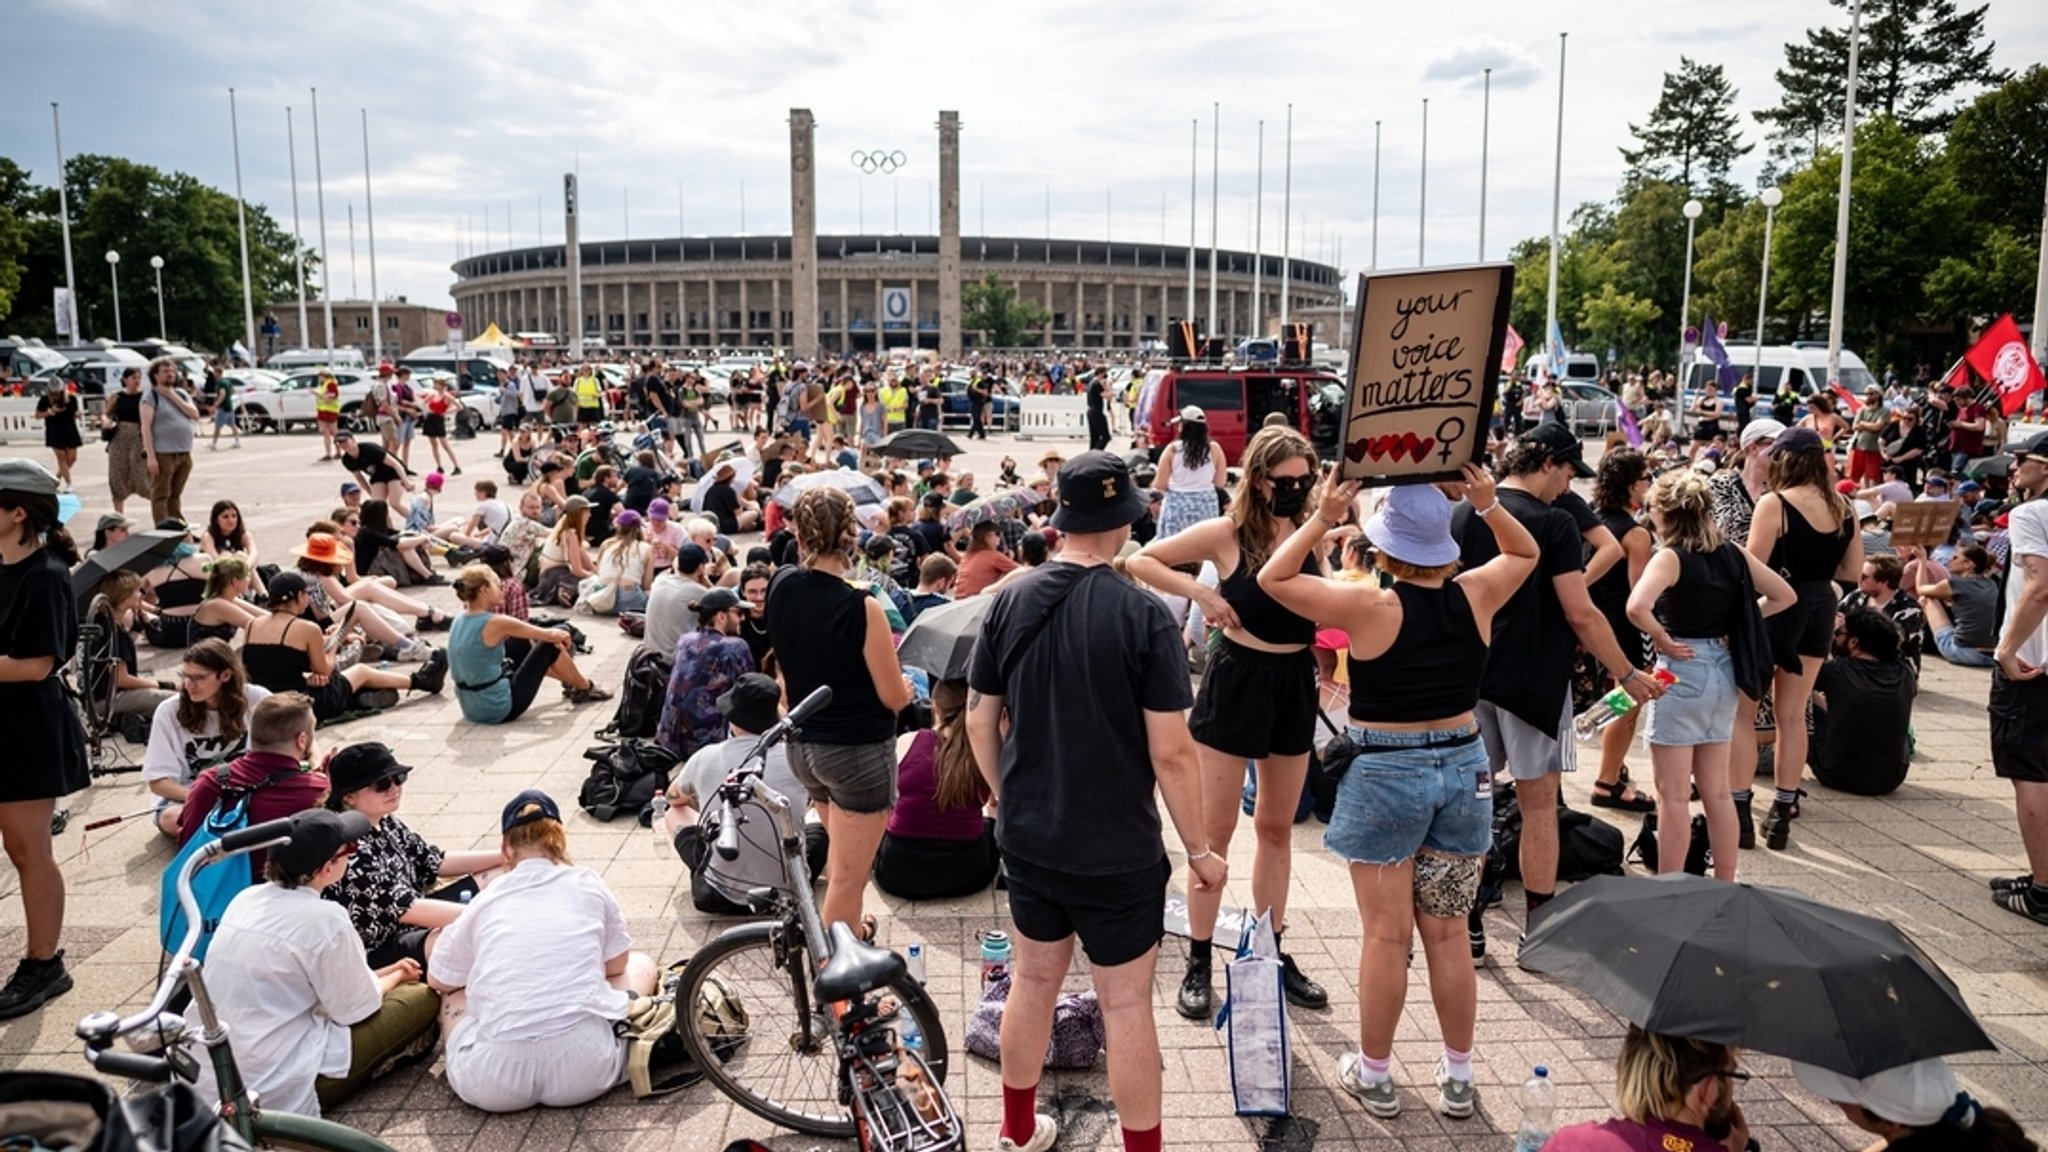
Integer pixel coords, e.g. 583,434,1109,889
74,817,396,1152
674,685,963,1151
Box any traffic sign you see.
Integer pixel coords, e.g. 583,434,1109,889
445,311,463,329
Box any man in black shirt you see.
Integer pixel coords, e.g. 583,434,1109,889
583,465,622,546
966,452,1221,1152
334,430,411,507
1810,607,1916,795
1454,424,1658,959
1884,408,1931,487
1085,373,1110,451
699,463,760,535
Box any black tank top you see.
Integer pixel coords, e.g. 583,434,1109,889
1655,543,1745,638
1586,507,1640,624
241,636,311,696
1346,581,1489,723
766,567,892,744
1768,496,1851,583
1217,547,1318,647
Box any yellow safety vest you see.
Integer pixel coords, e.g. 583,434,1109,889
881,383,909,424
313,378,341,415
574,374,602,409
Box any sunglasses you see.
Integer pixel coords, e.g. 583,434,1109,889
330,841,359,862
370,771,409,793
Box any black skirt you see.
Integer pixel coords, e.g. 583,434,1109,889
421,413,448,439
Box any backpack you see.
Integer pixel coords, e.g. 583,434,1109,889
578,739,678,822
1484,781,1626,885
1628,811,1712,876
362,383,386,420
603,647,673,740
158,766,277,961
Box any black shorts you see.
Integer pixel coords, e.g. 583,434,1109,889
576,407,601,425
497,412,521,431
1002,853,1168,968
309,675,356,722
1187,639,1318,759
366,926,430,972
1989,670,2048,784
1770,581,1839,670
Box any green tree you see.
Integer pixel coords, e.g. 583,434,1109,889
1944,65,2048,237
1689,201,1777,345
1757,0,2007,168
961,273,1050,348
1620,57,1752,197
1577,284,1662,361
0,158,28,321
1922,226,2036,328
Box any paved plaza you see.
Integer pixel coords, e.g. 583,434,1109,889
1,426,2044,1152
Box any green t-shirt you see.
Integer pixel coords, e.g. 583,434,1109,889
210,376,234,411
546,386,577,424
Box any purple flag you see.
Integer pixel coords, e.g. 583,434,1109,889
1700,314,1743,390
1616,400,1644,447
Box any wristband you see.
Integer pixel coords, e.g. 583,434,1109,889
1186,849,1211,862
1474,502,1497,518
1314,514,1343,530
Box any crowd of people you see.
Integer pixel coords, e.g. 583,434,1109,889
0,342,2043,1151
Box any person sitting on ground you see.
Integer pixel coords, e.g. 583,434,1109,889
496,489,547,579
582,464,623,546
531,458,570,526
587,509,655,615
144,639,271,837
1809,607,1918,798
322,742,502,972
428,790,660,1113
355,499,439,587
1839,553,1925,673
903,554,956,626
1919,543,2001,669
187,555,268,644
89,570,175,726
683,515,737,586
178,693,332,873
907,492,957,561
426,479,510,553
1791,1055,2038,1152
199,808,438,1120
199,499,258,565
448,564,611,724
953,520,1016,597
654,588,755,759
644,497,686,569
242,571,448,724
875,680,999,900
662,672,828,914
1545,1026,1750,1152
533,497,594,609
140,523,212,649
335,429,412,508
294,529,449,660
641,542,712,658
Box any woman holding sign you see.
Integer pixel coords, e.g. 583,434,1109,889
1127,426,1330,1022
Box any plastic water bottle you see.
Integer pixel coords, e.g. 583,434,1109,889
905,941,926,985
1572,669,1677,743
898,1012,924,1053
1514,1066,1555,1152
980,930,1012,990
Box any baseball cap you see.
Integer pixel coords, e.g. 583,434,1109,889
1790,1058,1965,1128
562,495,591,515
0,458,60,496
614,509,643,532
649,497,672,520
1739,418,1787,452
1517,422,1595,478
697,587,742,617
501,789,562,833
424,471,446,491
1773,427,1825,457
266,570,312,603
268,810,371,879
1366,485,1460,568
2011,430,2048,463
376,363,394,376
95,512,134,534
1051,451,1148,533
1178,405,1206,424
340,481,362,496
1925,472,1951,489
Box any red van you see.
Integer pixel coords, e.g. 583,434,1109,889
1135,366,1347,465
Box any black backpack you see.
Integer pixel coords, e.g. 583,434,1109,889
1628,811,1712,876
579,739,678,822
603,647,673,741
1485,781,1626,885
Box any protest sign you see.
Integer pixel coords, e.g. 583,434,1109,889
1340,263,1514,484
1888,500,1962,550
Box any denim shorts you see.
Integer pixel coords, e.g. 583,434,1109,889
1324,726,1493,866
1647,637,1737,747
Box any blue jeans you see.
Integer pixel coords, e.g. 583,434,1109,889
1933,626,1996,668
1324,726,1492,865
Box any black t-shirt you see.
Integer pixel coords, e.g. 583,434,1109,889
967,563,1194,875
343,441,400,483
1810,656,1915,796
908,520,949,556
585,486,621,545
1455,487,1586,730
1085,378,1105,417
0,548,89,800
1890,425,1930,485
760,458,787,490
622,466,661,513
767,568,893,744
702,482,742,536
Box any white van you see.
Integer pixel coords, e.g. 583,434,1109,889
1524,352,1603,384
1684,343,1877,398
267,347,367,372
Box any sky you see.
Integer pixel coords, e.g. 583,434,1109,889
5,0,2044,315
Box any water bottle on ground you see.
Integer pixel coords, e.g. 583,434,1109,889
1572,669,1677,742
905,940,926,985
1514,1065,1555,1152
980,930,1012,990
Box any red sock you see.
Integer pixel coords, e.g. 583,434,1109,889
1001,1082,1039,1144
1122,1124,1162,1152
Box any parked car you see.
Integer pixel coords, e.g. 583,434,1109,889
1558,381,1625,435
939,374,1020,429
234,368,490,436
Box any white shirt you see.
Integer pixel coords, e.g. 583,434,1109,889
2001,500,2048,669
642,571,709,657
430,858,632,1043
473,498,510,540
677,734,804,896
200,884,383,1118
141,686,272,785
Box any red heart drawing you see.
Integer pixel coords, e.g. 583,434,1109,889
1413,436,1436,462
1400,432,1423,461
1345,437,1370,462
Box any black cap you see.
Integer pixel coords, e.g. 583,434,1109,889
697,587,741,618
325,742,412,802
1517,423,1595,478
270,810,371,879
502,789,561,832
266,570,312,604
1051,451,1149,533
717,672,783,734
2013,431,2048,463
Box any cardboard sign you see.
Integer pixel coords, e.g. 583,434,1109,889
1339,263,1515,484
1888,499,1962,549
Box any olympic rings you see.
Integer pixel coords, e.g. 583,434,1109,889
849,150,908,175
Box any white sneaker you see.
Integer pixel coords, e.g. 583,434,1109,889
393,641,432,664
996,1114,1057,1152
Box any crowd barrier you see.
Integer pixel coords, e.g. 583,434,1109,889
1014,394,1089,441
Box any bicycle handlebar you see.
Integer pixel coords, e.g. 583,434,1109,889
217,817,296,855
712,687,830,863
88,1048,171,1083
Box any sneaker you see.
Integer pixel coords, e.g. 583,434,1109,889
1735,795,1755,850
996,1114,1057,1152
1337,1053,1400,1119
1994,886,2048,926
1175,953,1213,1020
1761,800,1796,851
1434,1058,1477,1119
1279,951,1328,1010
0,953,73,1021
1990,875,2034,897
392,641,432,664
355,688,401,712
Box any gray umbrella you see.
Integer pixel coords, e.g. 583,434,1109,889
71,529,188,599
772,469,887,509
894,595,991,682
875,428,965,460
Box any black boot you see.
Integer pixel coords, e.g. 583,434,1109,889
0,952,72,1021
1761,800,1796,851
1735,795,1755,850
410,648,449,695
1176,948,1213,1020
1278,951,1328,1010
1469,906,1487,968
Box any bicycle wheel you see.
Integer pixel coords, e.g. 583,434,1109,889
675,921,950,1139
252,1109,397,1151
76,594,120,735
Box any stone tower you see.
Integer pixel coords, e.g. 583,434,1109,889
789,109,818,358
938,111,962,360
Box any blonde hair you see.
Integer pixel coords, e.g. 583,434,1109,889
452,563,499,606
1648,470,1722,554
503,813,572,865
793,487,858,566
1614,1026,1736,1125
1227,426,1317,574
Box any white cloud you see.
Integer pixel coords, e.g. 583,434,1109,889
1421,39,1549,90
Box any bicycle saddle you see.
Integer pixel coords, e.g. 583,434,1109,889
813,921,906,1002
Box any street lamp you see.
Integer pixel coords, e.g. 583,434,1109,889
1673,198,1704,433
150,255,166,341
1752,187,1784,388
105,249,122,342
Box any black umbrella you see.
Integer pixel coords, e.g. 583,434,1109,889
894,596,991,682
771,470,887,509
874,428,965,460
1518,874,1993,1078
1967,453,2010,481
71,529,187,599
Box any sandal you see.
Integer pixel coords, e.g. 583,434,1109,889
857,914,879,945
564,683,613,705
1590,778,1656,813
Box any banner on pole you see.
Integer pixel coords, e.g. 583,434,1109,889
1339,262,1514,484
52,288,72,337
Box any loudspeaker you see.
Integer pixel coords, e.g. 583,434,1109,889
1280,322,1312,364
1165,320,1201,360
1200,336,1231,361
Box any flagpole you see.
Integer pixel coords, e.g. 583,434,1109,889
2031,158,2048,367
1826,0,1862,390
1252,119,1264,339
1187,118,1197,324
1544,34,1568,387
1282,104,1293,329
310,88,335,357
50,104,80,342
1418,97,1429,266
1370,120,1381,269
287,107,309,351
362,108,382,366
1208,102,1219,337
1478,69,1492,261
229,90,256,357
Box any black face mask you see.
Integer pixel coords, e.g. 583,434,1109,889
1269,476,1313,518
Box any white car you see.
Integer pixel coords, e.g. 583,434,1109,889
233,368,493,435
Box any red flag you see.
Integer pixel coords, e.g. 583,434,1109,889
1938,357,1973,393
1829,382,1862,415
1965,314,2047,417
1500,325,1525,375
